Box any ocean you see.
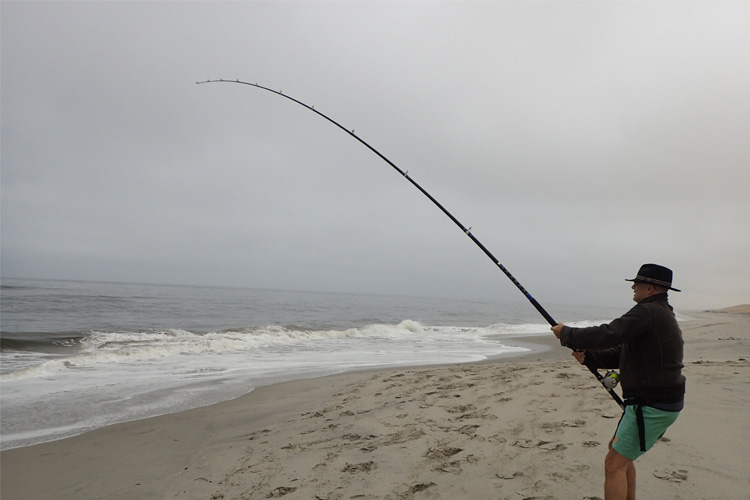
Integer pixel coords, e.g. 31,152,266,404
1,278,626,451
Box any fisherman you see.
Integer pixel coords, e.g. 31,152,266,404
551,264,685,500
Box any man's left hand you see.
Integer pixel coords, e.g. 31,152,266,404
551,323,565,339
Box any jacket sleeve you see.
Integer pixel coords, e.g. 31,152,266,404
584,347,621,369
559,304,646,352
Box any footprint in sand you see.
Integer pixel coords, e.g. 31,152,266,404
341,461,377,473
512,439,566,451
392,482,436,497
266,486,297,497
424,445,463,460
653,468,688,482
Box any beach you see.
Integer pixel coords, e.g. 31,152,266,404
2,309,748,500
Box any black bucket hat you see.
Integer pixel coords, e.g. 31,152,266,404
625,263,681,292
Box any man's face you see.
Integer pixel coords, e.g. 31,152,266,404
631,282,653,303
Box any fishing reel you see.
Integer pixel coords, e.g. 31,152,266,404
600,370,620,390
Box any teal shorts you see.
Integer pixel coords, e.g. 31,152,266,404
612,405,680,460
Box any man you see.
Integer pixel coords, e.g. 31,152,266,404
551,264,685,500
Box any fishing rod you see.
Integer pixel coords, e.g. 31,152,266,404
197,78,625,409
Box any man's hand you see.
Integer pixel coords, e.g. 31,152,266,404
572,350,586,365
551,324,586,364
551,323,564,339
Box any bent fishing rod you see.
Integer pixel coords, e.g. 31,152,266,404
197,79,624,410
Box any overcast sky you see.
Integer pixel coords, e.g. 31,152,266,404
2,1,748,311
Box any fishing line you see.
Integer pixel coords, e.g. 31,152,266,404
197,79,624,409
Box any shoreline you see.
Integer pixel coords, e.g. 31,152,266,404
0,332,559,453
2,311,748,499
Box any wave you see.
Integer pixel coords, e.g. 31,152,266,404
0,332,87,353
0,320,485,379
0,318,563,383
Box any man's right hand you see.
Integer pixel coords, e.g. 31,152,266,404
572,350,586,365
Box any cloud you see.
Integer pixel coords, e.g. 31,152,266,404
2,1,748,311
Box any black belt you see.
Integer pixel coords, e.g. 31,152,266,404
624,398,647,452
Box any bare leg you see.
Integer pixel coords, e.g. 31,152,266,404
626,460,636,500
604,439,636,500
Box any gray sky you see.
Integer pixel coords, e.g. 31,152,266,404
2,1,748,311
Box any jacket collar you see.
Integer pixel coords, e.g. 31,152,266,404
638,292,672,308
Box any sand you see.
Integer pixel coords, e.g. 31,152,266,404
2,308,748,500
